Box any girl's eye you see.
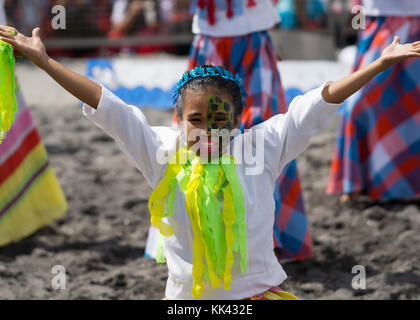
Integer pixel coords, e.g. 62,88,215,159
190,119,201,123
215,118,228,122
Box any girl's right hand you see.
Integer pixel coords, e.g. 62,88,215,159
0,24,102,109
0,25,47,67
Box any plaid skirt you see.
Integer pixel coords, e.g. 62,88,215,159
327,17,420,199
0,85,67,247
186,31,313,260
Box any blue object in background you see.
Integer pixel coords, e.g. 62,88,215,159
86,59,339,113
276,0,297,29
305,0,327,22
284,87,303,106
86,59,176,110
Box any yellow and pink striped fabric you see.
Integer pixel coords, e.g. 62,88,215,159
0,88,67,247
247,287,300,300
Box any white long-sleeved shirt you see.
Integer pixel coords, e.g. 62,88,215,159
191,0,280,37
82,83,341,299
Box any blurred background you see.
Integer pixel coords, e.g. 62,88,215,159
4,0,359,59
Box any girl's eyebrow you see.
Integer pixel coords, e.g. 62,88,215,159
187,112,202,117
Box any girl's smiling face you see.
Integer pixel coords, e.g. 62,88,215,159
179,87,240,159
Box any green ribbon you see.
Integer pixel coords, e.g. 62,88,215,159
0,37,17,143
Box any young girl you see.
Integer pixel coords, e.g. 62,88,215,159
177,0,313,261
1,24,419,300
327,0,420,202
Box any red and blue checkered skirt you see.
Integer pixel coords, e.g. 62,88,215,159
327,17,420,199
185,31,313,260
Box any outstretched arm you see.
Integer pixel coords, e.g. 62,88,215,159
0,25,102,109
322,36,420,104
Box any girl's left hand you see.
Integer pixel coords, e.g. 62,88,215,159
380,36,420,66
0,25,47,67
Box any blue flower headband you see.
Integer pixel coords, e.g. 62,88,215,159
172,65,248,106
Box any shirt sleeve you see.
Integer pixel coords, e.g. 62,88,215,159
258,82,342,179
82,85,179,188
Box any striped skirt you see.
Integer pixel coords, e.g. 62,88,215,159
0,86,67,247
247,286,300,300
327,17,420,199
186,31,313,260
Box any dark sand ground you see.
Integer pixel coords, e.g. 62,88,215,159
1,61,420,300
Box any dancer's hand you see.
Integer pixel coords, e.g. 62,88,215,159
0,24,101,109
0,25,47,67
380,36,420,67
323,36,420,104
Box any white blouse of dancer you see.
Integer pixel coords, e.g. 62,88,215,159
362,0,420,17
82,82,340,300
192,0,280,37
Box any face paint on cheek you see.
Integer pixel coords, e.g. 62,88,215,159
204,96,235,158
206,96,234,133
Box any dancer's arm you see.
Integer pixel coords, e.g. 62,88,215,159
322,36,420,104
0,25,102,109
0,25,175,188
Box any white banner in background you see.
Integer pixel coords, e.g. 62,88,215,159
86,57,351,111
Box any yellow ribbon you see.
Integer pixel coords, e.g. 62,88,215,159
148,150,183,237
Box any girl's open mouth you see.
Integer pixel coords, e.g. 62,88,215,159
199,142,218,153
199,137,220,153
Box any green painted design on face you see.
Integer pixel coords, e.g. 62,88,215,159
206,96,234,133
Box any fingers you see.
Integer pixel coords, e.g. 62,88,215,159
405,51,420,59
0,24,18,34
409,44,420,54
32,27,41,38
393,36,400,44
0,30,15,40
0,36,18,47
0,27,18,47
